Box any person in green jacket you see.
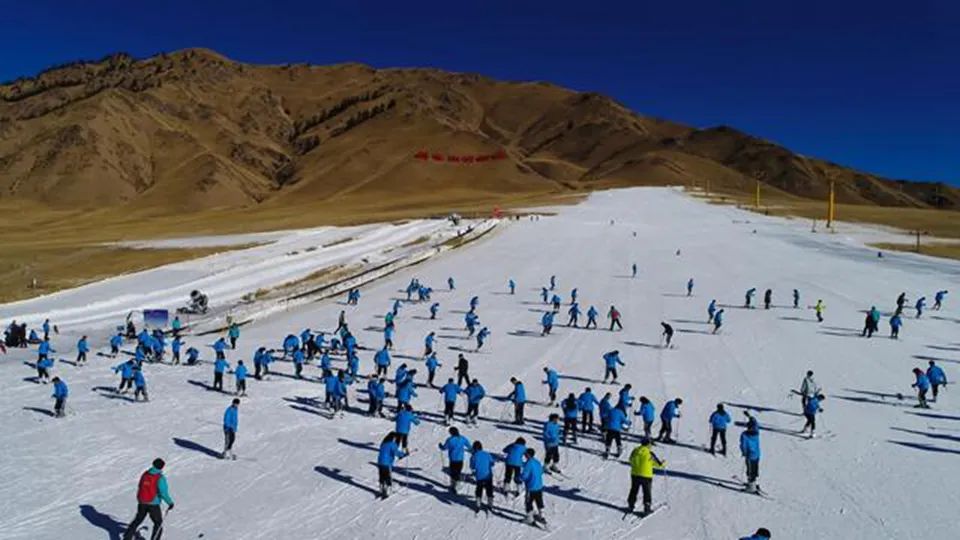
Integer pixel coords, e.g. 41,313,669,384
626,438,664,516
123,458,174,540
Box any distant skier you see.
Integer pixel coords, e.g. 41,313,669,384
551,294,562,312
469,295,480,312
76,335,89,365
603,405,629,458
42,318,51,340
541,287,549,303
394,404,420,450
465,379,485,424
608,305,623,331
429,302,440,319
292,347,306,378
567,302,581,327
862,307,879,338
185,347,200,366
687,278,694,296
228,323,240,349
36,355,54,384
707,299,717,322
708,403,731,455
213,357,230,392
448,277,455,290
763,289,772,310
636,396,656,438
631,263,638,278
578,387,599,432
585,305,599,329
543,367,559,405
542,414,562,472
508,279,516,295
912,368,931,408
712,309,725,334
470,441,495,512
740,415,762,493
793,289,800,309
455,353,470,386
521,448,547,525
915,297,926,318
37,337,54,365
814,299,825,322
657,398,683,443
933,290,948,310
801,394,824,437
560,393,580,443
234,360,248,396
798,370,821,411
51,376,68,417
540,311,554,336
222,398,240,459
114,360,135,393
661,322,674,348
896,292,907,316
121,458,174,540
377,432,407,498
374,346,391,377
549,275,556,291
889,313,903,339
133,367,149,402
425,353,441,387
508,377,527,425
626,437,665,516
926,361,948,401
617,384,634,410
440,378,461,424
170,336,182,365
213,337,227,361
740,528,772,540
476,327,490,351
745,288,756,308
502,437,527,496
570,288,578,304
110,332,123,357
439,427,471,493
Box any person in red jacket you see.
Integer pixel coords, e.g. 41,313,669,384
123,458,174,540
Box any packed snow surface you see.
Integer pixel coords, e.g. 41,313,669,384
2,188,958,539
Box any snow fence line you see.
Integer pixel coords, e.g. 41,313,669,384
190,219,501,336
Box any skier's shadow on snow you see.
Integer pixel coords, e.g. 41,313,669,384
676,329,711,335
447,346,478,353
723,402,802,418
928,344,960,352
832,392,916,409
60,359,79,367
890,426,960,444
437,334,470,340
623,341,662,349
172,437,222,459
671,319,710,325
912,354,960,365
449,309,470,315
661,293,689,298
733,420,806,439
411,316,435,321
905,411,960,422
79,504,127,540
186,379,221,392
656,469,746,494
779,316,815,322
22,406,55,417
507,330,543,338
818,330,861,338
887,440,960,455
559,374,604,384
313,465,380,497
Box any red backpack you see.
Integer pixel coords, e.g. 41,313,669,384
137,471,161,503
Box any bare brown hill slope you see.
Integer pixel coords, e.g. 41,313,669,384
0,48,957,212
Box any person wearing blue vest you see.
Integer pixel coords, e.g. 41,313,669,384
51,376,68,417
657,398,683,443
585,305,599,329
439,378,461,424
602,350,624,383
110,332,124,357
912,368,931,408
213,357,230,392
521,448,546,525
543,367,560,405
508,279,516,295
567,303,581,327
367,377,386,417
133,367,148,402
170,336,182,365
470,441,495,512
502,437,527,496
439,427,472,493
707,299,717,322
508,377,527,425
889,313,903,339
36,354,54,384
560,393,580,444
425,353,441,387
542,414,562,472
76,335,89,365
42,319,51,340
114,359,135,393
38,337,54,364
429,302,440,319
228,323,240,349
377,432,407,498
122,458,174,540
234,360,248,397
374,346,391,378
212,337,227,360
465,379,485,425
740,414,762,493
185,347,200,366
540,311,554,336
708,403,731,455
801,394,824,438
394,404,420,450
603,405,630,459
712,309,725,333
927,360,948,401
636,396,656,438
222,398,240,460
578,388,599,432
424,332,436,356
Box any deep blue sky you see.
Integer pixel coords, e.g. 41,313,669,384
2,0,957,184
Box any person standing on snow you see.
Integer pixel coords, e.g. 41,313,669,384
578,388,600,432
447,277,456,290
508,378,527,425
521,448,547,525
927,360,948,401
708,403,731,455
560,393,580,443
475,327,490,351
425,353,441,387
740,415,762,493
889,313,903,339
212,337,228,361
915,297,927,318
707,299,717,322
763,289,773,310
213,356,230,392
508,279,516,295
374,346,391,378
440,378,461,425
540,311,555,336
744,288,756,308
657,398,683,443
424,332,436,357
686,278,694,296
801,394,824,437
465,379,485,425
110,332,124,357
626,437,665,516
933,290,948,310
502,437,527,496
114,360,135,393
798,370,821,411
608,305,623,331
228,323,240,349
567,303,581,327
439,427,472,493
455,353,470,387
470,441,495,512
394,404,420,450
542,414,562,473
793,289,800,309
712,309,725,333
636,396,656,438
51,376,68,417
603,405,630,458
366,377,386,417
551,294,562,313
631,263,638,278
76,335,89,366
377,432,407,498
133,367,149,402
121,458,174,540
234,360,248,396
543,367,560,405
585,305,599,329
741,528,772,540
602,350,624,383
429,302,440,320
661,322,674,348
222,398,240,460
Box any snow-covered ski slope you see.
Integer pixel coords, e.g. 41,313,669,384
2,187,959,539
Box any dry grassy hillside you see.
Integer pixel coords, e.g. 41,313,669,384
1,48,957,213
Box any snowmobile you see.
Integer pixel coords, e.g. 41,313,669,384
177,290,209,315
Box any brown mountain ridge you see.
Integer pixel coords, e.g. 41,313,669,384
1,47,957,212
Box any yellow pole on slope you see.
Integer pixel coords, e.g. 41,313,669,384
827,180,836,229
754,171,762,209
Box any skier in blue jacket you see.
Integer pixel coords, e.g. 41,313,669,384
602,350,624,383
394,404,419,450
603,406,630,458
429,302,440,320
521,448,546,525
913,367,931,408
170,336,182,365
439,427,472,492
567,303,581,327
542,414,562,472
465,379,485,424
425,353,441,387
657,398,683,443
740,528,772,540
889,313,903,339
712,309,725,333
185,347,200,366
585,305,599,329
51,376,68,417
502,437,527,495
114,360,135,392
551,294,562,312
470,441,495,512
440,378,461,424
213,357,230,392
560,393,580,443
508,378,527,425
374,346,391,377
35,354,54,384
801,394,824,438
915,297,926,318
133,368,148,402
508,279,516,295
687,278,694,296
212,337,228,360
222,398,240,460
541,287,549,303
424,332,436,356
933,290,948,310
366,377,385,417
38,337,54,364
617,384,634,410
76,336,89,365
234,361,248,396
578,388,600,432
543,367,560,405
708,403,731,455
540,311,555,336
396,376,417,408
927,360,948,401
110,332,124,357
636,396,656,438
707,299,717,322
377,432,407,498
475,327,490,351
740,415,762,493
